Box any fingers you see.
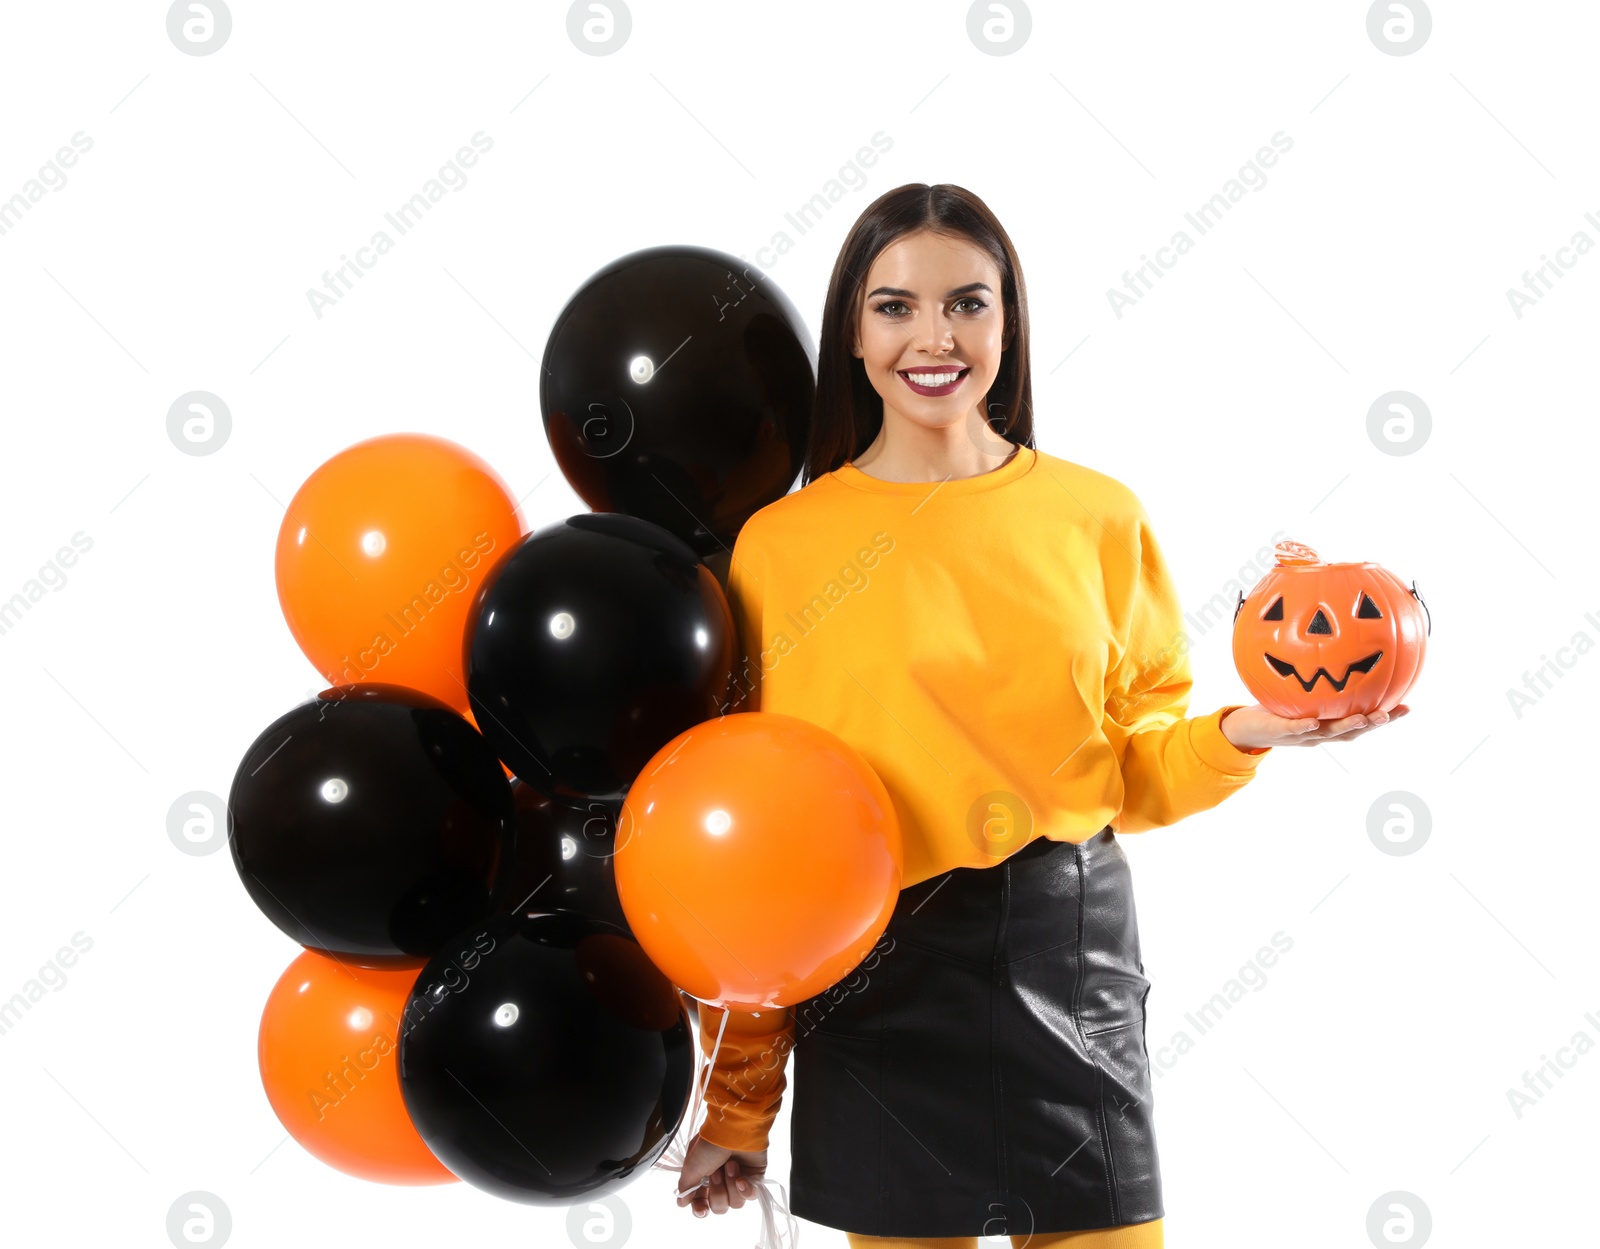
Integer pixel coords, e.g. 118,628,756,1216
685,1166,732,1216
707,1165,730,1214
1302,705,1410,743
676,1135,731,1217
1332,707,1400,734
678,1154,762,1218
725,1158,751,1207
675,1175,706,1212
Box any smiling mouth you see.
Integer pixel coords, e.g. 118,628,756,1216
1264,651,1383,692
899,367,970,395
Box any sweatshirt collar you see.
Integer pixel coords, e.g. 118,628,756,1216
829,444,1037,496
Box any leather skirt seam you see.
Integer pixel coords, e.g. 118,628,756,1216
1082,1019,1142,1039
1004,936,1077,967
888,932,990,970
1073,842,1120,1222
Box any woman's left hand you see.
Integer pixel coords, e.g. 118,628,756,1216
1221,703,1410,751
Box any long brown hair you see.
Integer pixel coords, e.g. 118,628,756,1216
803,183,1034,486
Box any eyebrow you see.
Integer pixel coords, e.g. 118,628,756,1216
865,282,994,299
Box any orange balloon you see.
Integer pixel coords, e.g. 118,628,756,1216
274,434,524,715
258,949,455,1185
614,711,902,1010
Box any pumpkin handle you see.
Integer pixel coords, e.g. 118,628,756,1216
1232,589,1245,625
1409,580,1430,637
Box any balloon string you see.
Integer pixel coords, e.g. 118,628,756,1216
654,1003,800,1249
657,1001,726,1179
748,1171,799,1249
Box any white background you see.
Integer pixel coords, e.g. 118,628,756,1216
0,2,1594,1246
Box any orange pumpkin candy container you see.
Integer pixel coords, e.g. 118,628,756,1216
1231,540,1430,720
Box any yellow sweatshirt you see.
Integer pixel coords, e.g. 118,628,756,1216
696,443,1270,1153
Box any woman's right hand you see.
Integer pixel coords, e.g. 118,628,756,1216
675,1131,768,1218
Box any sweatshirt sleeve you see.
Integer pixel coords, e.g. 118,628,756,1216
1101,496,1269,833
695,1004,796,1153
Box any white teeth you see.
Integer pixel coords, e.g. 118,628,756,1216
905,371,962,386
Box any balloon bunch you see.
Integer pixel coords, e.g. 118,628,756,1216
227,246,902,1241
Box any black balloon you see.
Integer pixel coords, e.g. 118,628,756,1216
398,912,694,1204
464,512,735,803
227,684,515,967
495,780,631,933
539,244,814,558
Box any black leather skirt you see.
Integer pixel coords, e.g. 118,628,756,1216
788,827,1162,1239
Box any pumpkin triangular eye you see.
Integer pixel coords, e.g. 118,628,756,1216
1262,596,1283,620
1357,592,1383,619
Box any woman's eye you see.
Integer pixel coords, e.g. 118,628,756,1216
873,297,988,317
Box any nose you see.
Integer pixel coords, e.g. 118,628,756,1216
911,308,956,354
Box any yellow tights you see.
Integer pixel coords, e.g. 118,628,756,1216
845,1218,1163,1248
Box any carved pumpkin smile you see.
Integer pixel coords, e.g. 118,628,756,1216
1263,648,1383,692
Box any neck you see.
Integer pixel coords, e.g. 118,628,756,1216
852,409,1019,483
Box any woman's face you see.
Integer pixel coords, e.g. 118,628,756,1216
852,229,1009,437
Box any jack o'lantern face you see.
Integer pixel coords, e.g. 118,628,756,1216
1230,540,1429,719
1257,590,1384,693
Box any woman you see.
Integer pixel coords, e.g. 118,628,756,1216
674,183,1406,1248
